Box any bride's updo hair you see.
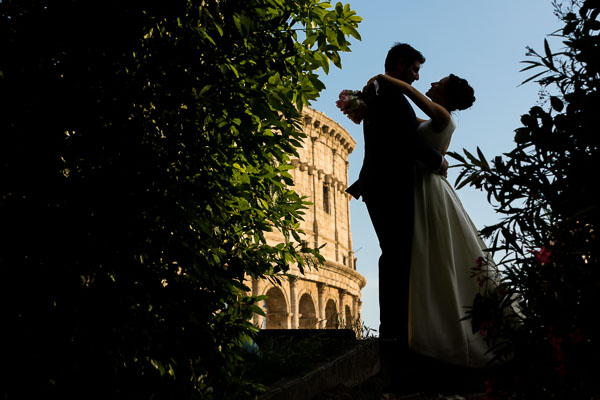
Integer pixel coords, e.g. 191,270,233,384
444,74,475,112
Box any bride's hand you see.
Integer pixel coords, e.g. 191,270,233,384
363,74,384,93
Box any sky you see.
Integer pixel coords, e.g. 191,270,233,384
310,0,564,332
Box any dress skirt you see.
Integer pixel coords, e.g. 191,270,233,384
408,166,493,368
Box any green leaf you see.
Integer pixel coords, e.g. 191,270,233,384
476,147,490,171
519,62,543,72
447,151,466,164
543,39,554,69
238,198,251,211
463,149,479,165
520,70,548,86
514,128,531,144
550,96,564,112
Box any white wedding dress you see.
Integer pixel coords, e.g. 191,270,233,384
408,118,493,368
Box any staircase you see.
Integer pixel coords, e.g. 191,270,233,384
256,330,488,400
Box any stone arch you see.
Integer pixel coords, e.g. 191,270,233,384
265,286,288,329
345,304,353,325
261,282,291,306
325,298,338,329
298,293,317,329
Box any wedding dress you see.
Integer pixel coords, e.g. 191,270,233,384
408,118,493,368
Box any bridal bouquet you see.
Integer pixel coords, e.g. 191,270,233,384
336,89,367,124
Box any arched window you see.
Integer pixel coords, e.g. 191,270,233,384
345,305,353,326
298,293,317,329
325,299,338,329
323,184,331,214
265,287,288,329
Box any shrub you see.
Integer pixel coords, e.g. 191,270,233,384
0,1,361,398
450,1,600,397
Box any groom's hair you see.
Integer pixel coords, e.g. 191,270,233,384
385,43,426,72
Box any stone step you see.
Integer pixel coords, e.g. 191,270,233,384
256,331,490,400
258,330,379,400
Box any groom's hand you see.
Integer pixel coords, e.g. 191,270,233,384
437,156,449,178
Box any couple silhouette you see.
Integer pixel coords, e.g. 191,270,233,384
345,42,492,393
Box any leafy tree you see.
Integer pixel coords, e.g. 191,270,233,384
450,0,600,397
0,0,361,398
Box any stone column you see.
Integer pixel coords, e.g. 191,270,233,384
331,148,339,263
345,163,354,269
357,299,363,327
316,283,326,329
311,136,320,248
251,278,265,328
338,288,346,326
289,277,299,329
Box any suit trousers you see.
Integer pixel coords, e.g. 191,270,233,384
363,169,415,343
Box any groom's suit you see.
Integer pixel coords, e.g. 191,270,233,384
346,78,443,342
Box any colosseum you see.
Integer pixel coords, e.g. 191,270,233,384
248,107,366,330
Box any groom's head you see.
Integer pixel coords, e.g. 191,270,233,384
385,43,425,84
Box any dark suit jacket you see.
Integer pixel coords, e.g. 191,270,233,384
346,78,443,201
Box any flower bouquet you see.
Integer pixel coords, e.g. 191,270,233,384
336,89,367,124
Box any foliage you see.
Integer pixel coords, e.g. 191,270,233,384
243,330,357,387
0,0,360,398
449,0,600,397
330,312,377,339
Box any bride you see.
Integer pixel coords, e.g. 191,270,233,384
372,73,494,368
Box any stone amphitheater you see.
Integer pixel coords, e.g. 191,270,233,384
247,107,366,330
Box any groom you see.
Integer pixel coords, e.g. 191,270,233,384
346,43,446,347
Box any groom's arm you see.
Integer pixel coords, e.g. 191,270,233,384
412,135,447,176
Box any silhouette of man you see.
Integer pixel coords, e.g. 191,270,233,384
347,43,447,346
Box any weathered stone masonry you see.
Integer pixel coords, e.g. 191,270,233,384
248,107,366,329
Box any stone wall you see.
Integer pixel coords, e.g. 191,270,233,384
248,107,366,330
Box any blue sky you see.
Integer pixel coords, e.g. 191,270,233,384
310,0,563,332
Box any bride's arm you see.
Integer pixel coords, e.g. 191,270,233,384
376,74,451,132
